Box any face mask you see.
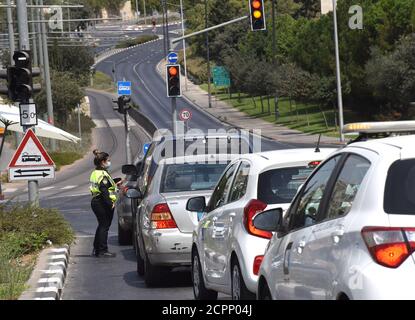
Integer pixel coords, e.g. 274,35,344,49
104,161,111,169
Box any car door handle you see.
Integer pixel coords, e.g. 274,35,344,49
229,212,236,217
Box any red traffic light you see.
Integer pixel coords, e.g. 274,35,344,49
252,0,261,9
166,64,181,97
168,66,178,77
249,0,266,31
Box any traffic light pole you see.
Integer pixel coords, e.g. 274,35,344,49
6,0,15,64
39,0,56,150
124,111,132,164
16,0,39,206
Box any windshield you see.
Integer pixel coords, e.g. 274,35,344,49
258,167,315,205
384,159,415,215
160,162,229,193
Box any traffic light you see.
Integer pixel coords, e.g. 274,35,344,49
166,64,181,97
0,51,41,102
249,0,266,31
117,95,131,114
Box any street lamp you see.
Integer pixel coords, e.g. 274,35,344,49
332,0,345,142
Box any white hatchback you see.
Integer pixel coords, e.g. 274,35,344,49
257,124,415,300
187,148,336,300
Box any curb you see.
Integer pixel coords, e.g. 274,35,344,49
19,245,70,301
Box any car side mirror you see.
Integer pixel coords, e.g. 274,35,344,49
122,164,138,176
186,196,206,213
126,189,142,199
253,208,283,232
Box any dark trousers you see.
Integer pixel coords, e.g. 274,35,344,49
91,198,114,253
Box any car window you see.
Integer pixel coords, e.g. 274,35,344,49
207,162,238,212
228,162,250,203
160,162,229,193
258,166,315,205
384,159,415,215
287,155,341,232
325,155,371,219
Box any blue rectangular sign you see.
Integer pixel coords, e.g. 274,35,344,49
117,81,132,96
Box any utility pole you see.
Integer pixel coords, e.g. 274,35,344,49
161,0,167,59
30,0,38,67
36,0,44,78
205,0,212,108
179,0,188,91
143,0,147,25
40,0,56,150
77,103,82,147
332,0,345,142
271,0,276,64
16,0,39,205
6,0,15,65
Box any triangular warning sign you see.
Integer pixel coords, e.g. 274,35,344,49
8,129,55,168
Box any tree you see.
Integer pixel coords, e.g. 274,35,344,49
35,71,85,125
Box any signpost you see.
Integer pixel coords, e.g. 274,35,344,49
117,81,132,96
8,128,55,182
212,66,230,88
179,109,192,122
19,103,38,126
167,52,178,64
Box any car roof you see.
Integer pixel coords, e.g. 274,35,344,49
152,132,250,143
346,134,415,159
239,148,336,164
160,153,241,165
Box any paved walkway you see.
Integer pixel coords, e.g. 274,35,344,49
158,60,344,146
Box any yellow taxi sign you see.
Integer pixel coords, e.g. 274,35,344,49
343,121,415,134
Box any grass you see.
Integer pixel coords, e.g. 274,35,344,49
115,34,158,49
200,85,362,138
49,151,83,171
0,205,74,300
91,71,114,92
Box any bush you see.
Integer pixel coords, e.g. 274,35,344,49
115,34,158,49
0,205,74,248
50,152,83,171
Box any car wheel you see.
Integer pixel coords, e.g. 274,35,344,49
192,249,218,300
118,220,132,246
231,259,255,300
143,251,167,287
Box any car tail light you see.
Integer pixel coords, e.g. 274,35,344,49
253,255,264,275
151,203,177,229
244,199,270,239
362,227,415,268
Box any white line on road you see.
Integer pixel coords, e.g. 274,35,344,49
61,185,77,190
4,188,17,193
40,186,55,191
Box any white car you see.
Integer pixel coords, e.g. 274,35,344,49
257,121,415,300
187,148,336,300
131,154,239,287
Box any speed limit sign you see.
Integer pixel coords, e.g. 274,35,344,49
179,109,192,121
19,103,38,127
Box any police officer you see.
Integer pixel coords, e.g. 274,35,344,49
90,149,121,258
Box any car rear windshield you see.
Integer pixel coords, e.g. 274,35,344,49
160,162,229,193
258,167,315,205
384,159,415,215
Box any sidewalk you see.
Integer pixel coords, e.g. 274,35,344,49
158,60,344,145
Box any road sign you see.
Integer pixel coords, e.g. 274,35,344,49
212,66,231,88
19,103,38,127
8,129,55,181
117,81,132,96
167,52,178,64
179,109,192,121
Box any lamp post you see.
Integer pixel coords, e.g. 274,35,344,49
205,0,212,108
332,0,345,142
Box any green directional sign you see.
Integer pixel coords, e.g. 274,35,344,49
212,66,230,88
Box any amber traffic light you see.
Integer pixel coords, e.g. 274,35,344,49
166,64,181,97
249,0,266,31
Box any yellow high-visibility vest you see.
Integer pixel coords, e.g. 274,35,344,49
89,170,118,203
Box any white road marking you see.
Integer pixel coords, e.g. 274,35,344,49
40,186,55,191
106,118,124,127
93,119,106,128
61,185,77,190
4,188,17,193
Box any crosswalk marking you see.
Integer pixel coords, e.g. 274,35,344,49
61,185,77,190
4,188,18,193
